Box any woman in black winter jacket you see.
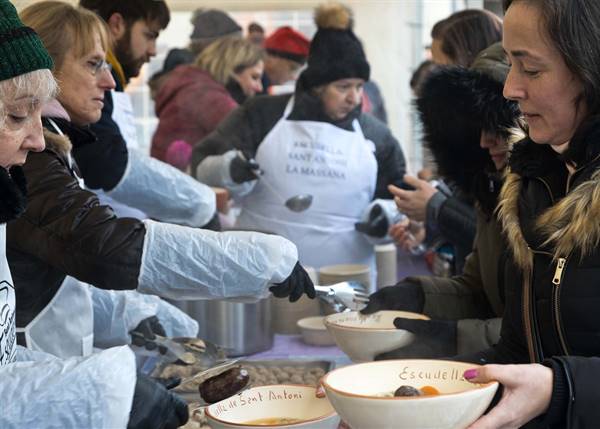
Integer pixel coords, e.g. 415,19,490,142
463,1,600,428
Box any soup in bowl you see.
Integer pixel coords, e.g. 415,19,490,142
205,384,339,429
321,359,498,429
324,310,429,362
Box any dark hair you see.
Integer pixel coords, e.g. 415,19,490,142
248,22,264,34
432,9,502,67
79,0,170,29
504,0,600,116
410,60,438,95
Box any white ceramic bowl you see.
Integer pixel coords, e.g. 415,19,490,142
321,359,498,429
297,316,335,346
324,310,429,362
205,385,340,429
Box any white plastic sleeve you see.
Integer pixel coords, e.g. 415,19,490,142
2,346,136,429
137,219,297,300
108,149,216,227
195,150,257,198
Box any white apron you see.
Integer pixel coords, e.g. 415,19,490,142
111,91,139,150
16,276,94,358
0,224,17,366
236,97,378,278
16,119,94,358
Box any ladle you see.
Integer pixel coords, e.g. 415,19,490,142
238,151,313,212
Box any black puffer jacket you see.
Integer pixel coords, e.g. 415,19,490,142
192,84,406,200
467,125,600,428
7,118,145,329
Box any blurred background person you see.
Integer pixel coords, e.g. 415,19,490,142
148,8,242,98
247,21,265,46
262,26,310,95
430,8,502,66
151,37,265,171
189,8,242,57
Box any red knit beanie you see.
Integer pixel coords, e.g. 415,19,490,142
264,26,310,65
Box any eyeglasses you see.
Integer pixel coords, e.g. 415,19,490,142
87,59,112,76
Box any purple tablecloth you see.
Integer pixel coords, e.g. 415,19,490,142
245,334,347,361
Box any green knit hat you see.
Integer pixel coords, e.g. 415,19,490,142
0,0,53,82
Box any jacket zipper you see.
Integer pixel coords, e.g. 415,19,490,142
522,261,537,362
552,256,570,355
521,178,553,363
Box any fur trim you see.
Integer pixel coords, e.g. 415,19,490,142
0,166,27,223
498,168,600,269
43,128,72,158
417,66,520,197
537,169,600,261
497,172,533,271
314,3,353,30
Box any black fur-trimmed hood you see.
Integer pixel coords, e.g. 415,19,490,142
0,166,27,224
417,66,520,193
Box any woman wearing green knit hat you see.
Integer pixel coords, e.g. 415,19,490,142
0,1,186,428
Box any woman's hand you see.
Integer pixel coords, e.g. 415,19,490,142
388,176,437,222
464,364,553,429
389,220,425,251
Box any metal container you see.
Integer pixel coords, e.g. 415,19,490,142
171,298,273,357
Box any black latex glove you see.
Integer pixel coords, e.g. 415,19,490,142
130,316,167,352
230,152,260,183
360,281,425,315
354,204,388,238
269,262,316,302
375,317,457,360
128,373,189,429
152,376,182,390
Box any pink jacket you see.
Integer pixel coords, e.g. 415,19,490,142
151,65,237,170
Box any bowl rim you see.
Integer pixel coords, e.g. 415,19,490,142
318,263,370,276
297,316,327,331
204,384,338,427
320,359,498,400
324,310,430,332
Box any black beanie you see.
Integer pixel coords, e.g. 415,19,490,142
299,3,370,89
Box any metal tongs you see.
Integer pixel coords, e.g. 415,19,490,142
314,281,369,312
179,358,241,387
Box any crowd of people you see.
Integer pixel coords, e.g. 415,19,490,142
1,0,599,427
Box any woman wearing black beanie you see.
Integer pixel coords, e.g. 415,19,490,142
193,3,406,285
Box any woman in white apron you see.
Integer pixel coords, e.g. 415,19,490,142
195,4,407,288
0,3,187,427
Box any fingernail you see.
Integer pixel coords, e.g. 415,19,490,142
463,369,478,380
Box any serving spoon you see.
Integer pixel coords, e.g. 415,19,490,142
238,150,313,212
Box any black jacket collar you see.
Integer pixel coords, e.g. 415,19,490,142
42,117,97,148
0,166,27,224
287,82,362,131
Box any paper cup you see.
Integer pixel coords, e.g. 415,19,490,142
375,244,397,289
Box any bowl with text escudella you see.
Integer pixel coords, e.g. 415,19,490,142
324,310,429,362
321,359,498,429
205,384,340,429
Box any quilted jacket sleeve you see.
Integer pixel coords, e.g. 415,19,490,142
7,147,145,291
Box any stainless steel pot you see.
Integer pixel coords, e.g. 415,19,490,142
170,298,273,357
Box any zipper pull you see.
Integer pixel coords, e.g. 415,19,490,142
552,258,567,285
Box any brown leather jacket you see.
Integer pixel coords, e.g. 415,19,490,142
8,120,145,328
